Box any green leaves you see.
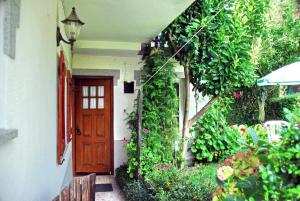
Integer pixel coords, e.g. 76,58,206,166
126,50,180,178
162,0,268,97
191,97,240,162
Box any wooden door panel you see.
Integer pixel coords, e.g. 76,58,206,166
75,78,113,174
82,143,93,166
96,114,105,137
95,143,106,165
82,114,92,137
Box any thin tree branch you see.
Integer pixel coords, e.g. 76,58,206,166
167,33,181,59
188,96,219,127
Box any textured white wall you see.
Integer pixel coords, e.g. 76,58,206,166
0,0,72,200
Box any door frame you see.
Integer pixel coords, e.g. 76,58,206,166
72,75,114,175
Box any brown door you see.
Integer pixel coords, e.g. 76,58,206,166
75,77,113,174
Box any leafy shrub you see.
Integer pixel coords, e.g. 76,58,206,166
227,87,261,125
123,181,155,201
147,164,218,201
266,94,300,121
238,124,268,145
115,165,155,201
213,151,264,200
191,97,241,162
214,109,300,201
260,109,300,200
115,165,132,189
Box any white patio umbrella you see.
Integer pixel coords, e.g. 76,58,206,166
257,61,300,86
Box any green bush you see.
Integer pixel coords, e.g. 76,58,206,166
266,94,300,121
147,164,218,201
213,151,264,200
214,109,300,201
191,97,241,162
260,109,300,200
123,181,155,201
227,87,261,125
115,165,155,201
115,165,132,189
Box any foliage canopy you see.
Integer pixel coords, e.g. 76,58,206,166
163,0,269,96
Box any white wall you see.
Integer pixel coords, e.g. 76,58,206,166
0,0,72,200
73,54,143,169
0,1,6,128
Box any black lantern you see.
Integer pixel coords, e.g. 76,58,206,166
57,7,85,49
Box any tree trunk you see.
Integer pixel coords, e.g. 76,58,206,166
134,89,143,180
258,91,267,123
181,65,190,166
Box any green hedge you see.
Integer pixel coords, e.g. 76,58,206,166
115,165,155,201
265,94,300,121
147,164,218,201
116,164,218,201
227,87,260,125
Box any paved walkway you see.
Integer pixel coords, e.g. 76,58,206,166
95,175,125,201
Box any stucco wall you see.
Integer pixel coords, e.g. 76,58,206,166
0,0,72,200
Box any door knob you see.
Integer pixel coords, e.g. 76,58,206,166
76,126,81,135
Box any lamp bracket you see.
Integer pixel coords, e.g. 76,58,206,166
56,26,75,49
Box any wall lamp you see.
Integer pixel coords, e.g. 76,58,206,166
57,7,85,50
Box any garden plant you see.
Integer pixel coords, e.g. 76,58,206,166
121,0,300,200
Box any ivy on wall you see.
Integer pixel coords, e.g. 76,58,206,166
126,50,180,177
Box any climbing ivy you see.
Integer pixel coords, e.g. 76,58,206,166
126,50,180,178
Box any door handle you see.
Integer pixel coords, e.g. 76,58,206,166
76,126,81,135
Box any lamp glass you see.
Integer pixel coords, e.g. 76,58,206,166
64,21,82,41
61,7,84,42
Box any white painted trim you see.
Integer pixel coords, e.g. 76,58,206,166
75,40,141,51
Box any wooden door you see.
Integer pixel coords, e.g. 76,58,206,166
75,78,113,174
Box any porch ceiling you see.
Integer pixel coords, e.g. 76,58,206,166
62,0,194,56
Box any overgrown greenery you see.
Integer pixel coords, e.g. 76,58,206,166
213,109,300,200
126,50,179,178
147,164,218,201
163,0,268,96
116,165,155,201
159,0,269,155
123,1,300,200
260,109,300,200
190,97,241,162
266,93,300,120
229,0,300,123
227,87,261,125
